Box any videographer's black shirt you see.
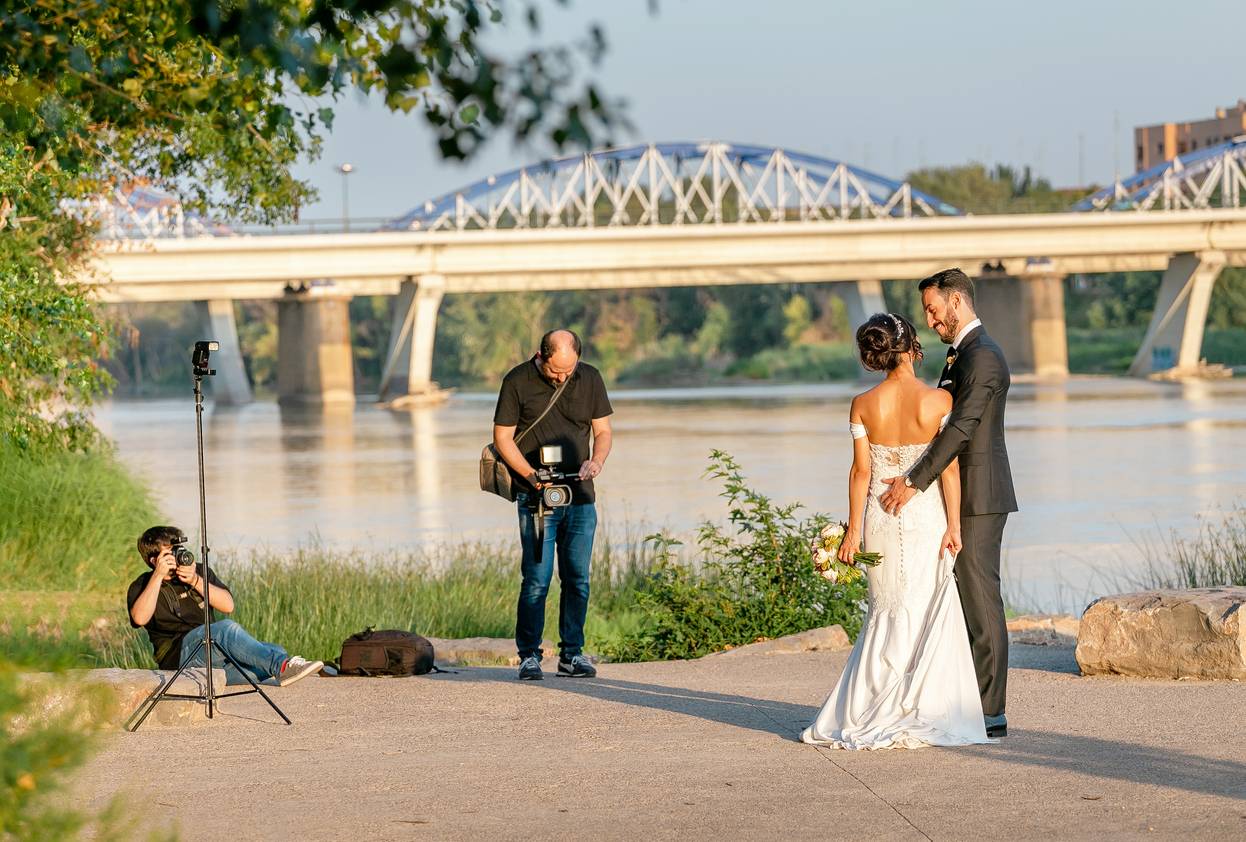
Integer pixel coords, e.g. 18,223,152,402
126,570,231,670
494,358,613,505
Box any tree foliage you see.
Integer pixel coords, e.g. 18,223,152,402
906,162,1086,215
0,0,623,450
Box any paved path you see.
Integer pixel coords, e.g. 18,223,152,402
74,645,1246,840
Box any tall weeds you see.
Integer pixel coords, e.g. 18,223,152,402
1142,505,1246,589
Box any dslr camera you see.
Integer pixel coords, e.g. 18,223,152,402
170,532,195,567
532,445,574,509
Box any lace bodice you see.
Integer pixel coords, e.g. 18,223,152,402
849,418,950,612
850,418,949,534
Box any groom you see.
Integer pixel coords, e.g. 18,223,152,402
879,268,1017,738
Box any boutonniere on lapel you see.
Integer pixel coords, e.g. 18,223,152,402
945,350,958,370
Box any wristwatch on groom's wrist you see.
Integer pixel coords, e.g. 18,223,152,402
903,475,914,489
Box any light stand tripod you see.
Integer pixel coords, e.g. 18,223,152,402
126,341,290,732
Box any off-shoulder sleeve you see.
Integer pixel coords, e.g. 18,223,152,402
849,422,868,440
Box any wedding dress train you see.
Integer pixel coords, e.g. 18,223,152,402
801,422,991,750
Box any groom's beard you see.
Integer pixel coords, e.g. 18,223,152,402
935,310,960,344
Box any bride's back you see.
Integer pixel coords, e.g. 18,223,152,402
855,377,950,447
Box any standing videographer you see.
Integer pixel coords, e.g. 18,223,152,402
493,329,613,681
127,525,322,687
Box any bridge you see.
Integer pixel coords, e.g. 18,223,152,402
87,141,1246,405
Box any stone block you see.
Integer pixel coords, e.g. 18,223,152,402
426,637,557,667
1075,587,1246,680
708,624,851,658
15,668,229,731
1008,614,1080,647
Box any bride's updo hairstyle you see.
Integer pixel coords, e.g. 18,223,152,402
856,312,924,372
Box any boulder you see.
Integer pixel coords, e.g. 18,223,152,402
1007,614,1080,647
1075,587,1246,680
708,624,851,658
16,668,230,731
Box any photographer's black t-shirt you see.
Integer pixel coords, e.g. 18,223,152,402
126,570,231,670
493,358,613,505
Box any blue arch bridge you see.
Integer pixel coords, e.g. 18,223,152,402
89,140,1246,405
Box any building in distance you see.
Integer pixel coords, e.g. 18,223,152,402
1134,100,1246,172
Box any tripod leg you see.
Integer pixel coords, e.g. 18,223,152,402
125,639,206,733
210,640,292,725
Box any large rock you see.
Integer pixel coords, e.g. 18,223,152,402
708,624,851,658
16,668,229,731
1076,587,1246,680
1007,614,1080,647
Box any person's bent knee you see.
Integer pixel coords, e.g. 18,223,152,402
210,619,241,640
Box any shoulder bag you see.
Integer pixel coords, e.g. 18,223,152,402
479,376,570,501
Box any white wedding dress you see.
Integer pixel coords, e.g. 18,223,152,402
800,419,991,750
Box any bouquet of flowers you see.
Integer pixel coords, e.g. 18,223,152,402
810,522,882,584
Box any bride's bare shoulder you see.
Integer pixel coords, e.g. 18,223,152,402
850,383,886,426
920,382,953,416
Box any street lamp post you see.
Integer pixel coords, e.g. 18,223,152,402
337,163,355,232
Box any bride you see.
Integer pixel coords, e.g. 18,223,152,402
801,313,990,749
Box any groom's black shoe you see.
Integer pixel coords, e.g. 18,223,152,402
985,714,1007,738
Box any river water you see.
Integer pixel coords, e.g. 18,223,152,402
95,377,1246,613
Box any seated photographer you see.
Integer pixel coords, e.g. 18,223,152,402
127,525,322,687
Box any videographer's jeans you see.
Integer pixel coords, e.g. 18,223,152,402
180,620,288,686
515,491,597,660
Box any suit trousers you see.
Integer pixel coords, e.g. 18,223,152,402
954,513,1009,717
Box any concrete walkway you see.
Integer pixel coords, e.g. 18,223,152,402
73,645,1246,841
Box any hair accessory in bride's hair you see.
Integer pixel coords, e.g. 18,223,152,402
888,313,905,341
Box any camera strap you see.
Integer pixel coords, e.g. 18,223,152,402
513,375,572,449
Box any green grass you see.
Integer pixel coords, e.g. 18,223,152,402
0,536,658,670
0,442,159,592
222,541,654,664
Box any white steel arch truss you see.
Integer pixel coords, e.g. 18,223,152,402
392,142,957,232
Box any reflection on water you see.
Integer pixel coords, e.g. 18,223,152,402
95,377,1246,613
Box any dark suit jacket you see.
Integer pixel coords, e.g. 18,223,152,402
907,325,1018,516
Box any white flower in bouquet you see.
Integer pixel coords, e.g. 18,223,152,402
809,520,882,585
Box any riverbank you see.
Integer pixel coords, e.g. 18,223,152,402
68,644,1246,841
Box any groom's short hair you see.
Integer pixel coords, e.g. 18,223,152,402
918,268,975,306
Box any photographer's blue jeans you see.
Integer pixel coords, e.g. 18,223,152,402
515,491,597,660
179,619,288,686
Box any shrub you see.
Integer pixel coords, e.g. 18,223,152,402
608,451,867,661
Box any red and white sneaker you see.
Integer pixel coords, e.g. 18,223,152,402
278,656,324,687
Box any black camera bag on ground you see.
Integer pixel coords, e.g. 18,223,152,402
337,628,436,676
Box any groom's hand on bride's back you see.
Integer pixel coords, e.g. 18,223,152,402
880,476,917,515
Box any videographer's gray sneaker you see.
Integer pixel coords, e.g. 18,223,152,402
557,654,597,678
517,656,543,681
278,656,323,687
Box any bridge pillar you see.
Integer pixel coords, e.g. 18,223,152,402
276,285,355,406
378,274,447,404
194,299,253,405
974,272,1068,378
836,279,887,377
1128,251,1225,377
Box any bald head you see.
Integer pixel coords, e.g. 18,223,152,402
537,329,581,384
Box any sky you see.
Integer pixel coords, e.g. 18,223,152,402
290,0,1246,223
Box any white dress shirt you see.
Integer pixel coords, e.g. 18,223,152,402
952,318,982,350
